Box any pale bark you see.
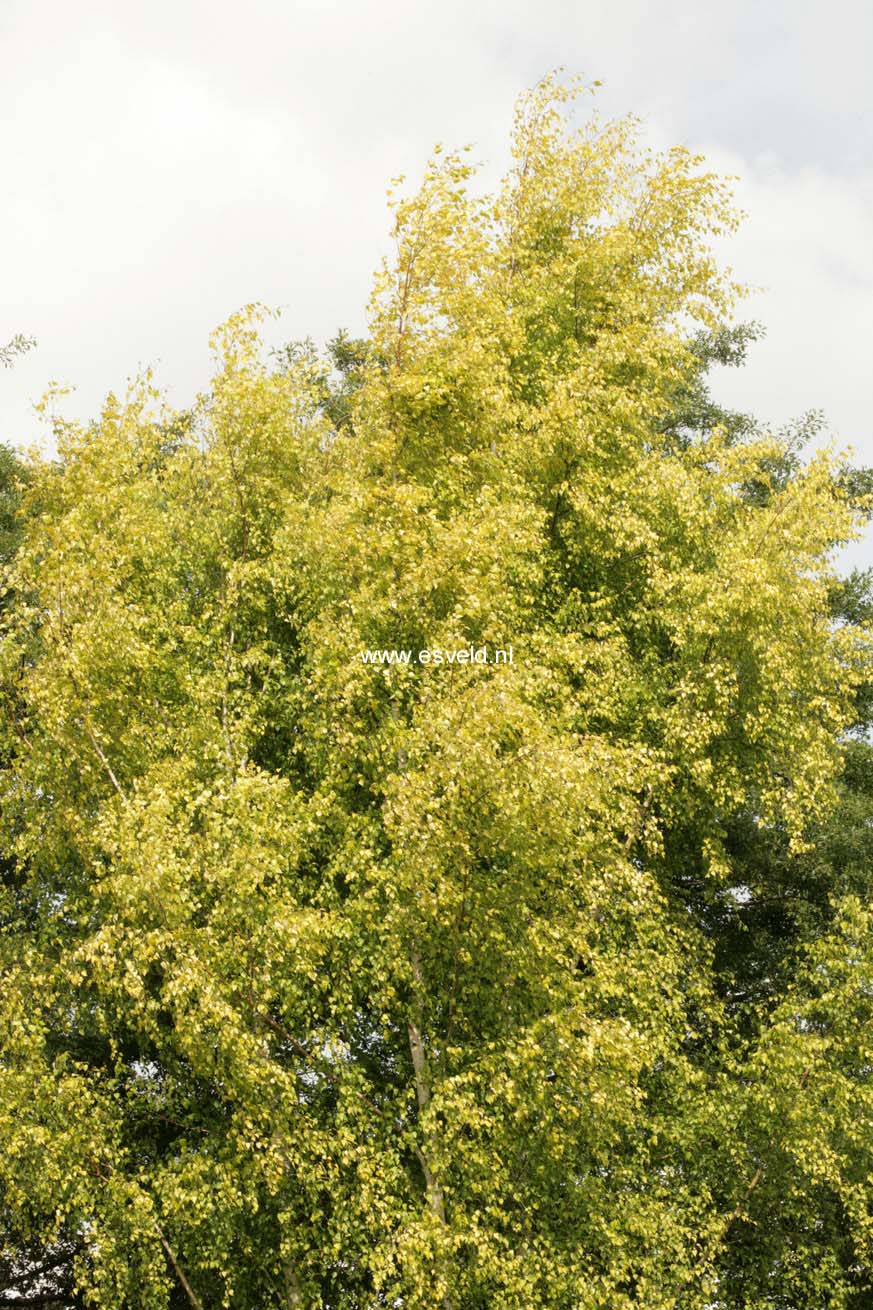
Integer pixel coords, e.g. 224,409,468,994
392,696,452,1305
407,994,446,1224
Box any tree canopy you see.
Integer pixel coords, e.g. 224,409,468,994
1,76,872,1309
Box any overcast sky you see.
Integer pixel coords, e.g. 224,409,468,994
2,0,871,565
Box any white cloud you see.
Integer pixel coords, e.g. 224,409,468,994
702,155,873,568
1,0,869,561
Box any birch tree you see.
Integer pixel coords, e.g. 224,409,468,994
1,76,872,1309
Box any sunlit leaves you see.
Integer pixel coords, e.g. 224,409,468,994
1,76,871,1308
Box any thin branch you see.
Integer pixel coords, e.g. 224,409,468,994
246,991,389,1122
152,1220,204,1310
82,717,126,801
92,1161,204,1310
62,662,127,801
444,863,471,1050
0,1296,75,1308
